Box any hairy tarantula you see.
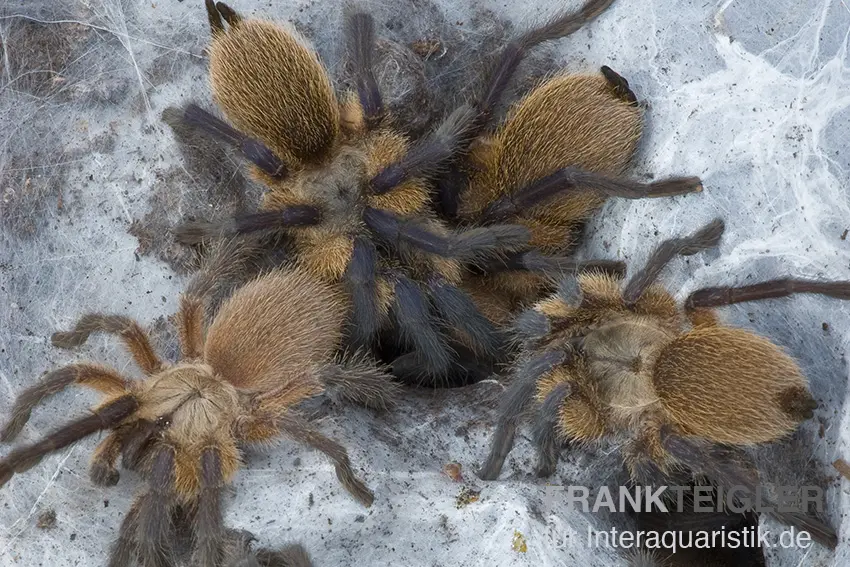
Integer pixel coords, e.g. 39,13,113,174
454,67,692,323
171,0,700,383
477,219,849,548
0,264,395,566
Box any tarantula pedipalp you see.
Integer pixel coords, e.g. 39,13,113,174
0,266,393,566
478,219,849,548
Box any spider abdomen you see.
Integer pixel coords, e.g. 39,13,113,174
204,269,345,392
462,73,644,244
653,326,814,444
209,19,339,166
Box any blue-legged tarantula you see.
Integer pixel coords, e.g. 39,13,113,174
478,219,849,549
171,0,701,383
0,252,395,566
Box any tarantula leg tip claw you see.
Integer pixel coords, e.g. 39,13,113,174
90,465,120,487
51,331,76,348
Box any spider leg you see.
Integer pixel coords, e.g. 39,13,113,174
1,363,130,441
204,0,224,36
185,237,262,299
254,545,315,567
177,295,205,359
477,0,616,125
532,381,572,477
191,447,226,567
185,236,271,323
661,431,838,550
215,2,242,27
511,308,551,348
363,207,529,261
479,251,626,278
52,314,164,375
0,394,138,487
686,279,850,310
121,418,161,470
169,103,286,178
221,529,257,567
90,428,127,486
107,496,143,567
175,206,323,245
434,168,469,223
390,340,495,386
137,445,178,567
622,218,725,305
317,352,400,410
370,105,476,194
343,237,381,349
481,167,703,223
345,12,383,126
478,349,568,480
277,412,374,507
600,65,637,104
390,276,453,380
427,277,504,360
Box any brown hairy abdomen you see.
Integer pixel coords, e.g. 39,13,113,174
209,20,339,165
462,73,643,223
204,270,346,390
653,326,809,444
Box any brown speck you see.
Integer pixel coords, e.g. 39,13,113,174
410,38,443,59
823,322,830,333
833,458,850,480
511,530,528,553
841,229,848,241
36,509,56,530
455,486,481,508
443,462,463,482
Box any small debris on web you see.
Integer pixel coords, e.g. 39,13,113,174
454,486,481,508
36,509,57,530
410,38,444,59
833,458,850,480
511,530,527,553
442,462,463,482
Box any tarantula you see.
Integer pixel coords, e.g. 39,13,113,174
0,265,394,566
170,0,700,383
454,68,686,323
477,219,849,548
